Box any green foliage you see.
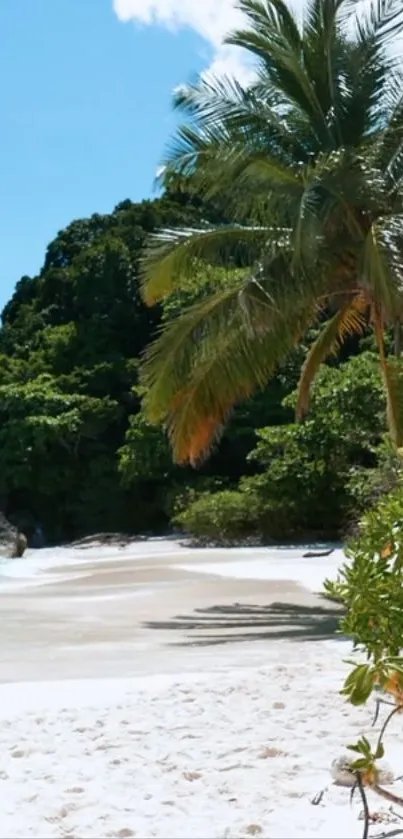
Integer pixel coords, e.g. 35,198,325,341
324,478,403,805
0,192,231,541
245,353,385,538
0,375,123,540
347,438,403,518
1,190,286,542
118,408,173,485
0,127,400,546
175,489,259,544
0,190,397,546
326,483,403,661
140,0,403,465
161,263,246,322
177,353,387,543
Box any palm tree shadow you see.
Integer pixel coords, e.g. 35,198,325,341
143,600,345,647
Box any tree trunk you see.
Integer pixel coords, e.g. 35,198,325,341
373,309,403,449
394,321,402,358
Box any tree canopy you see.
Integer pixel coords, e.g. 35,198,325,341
0,190,299,542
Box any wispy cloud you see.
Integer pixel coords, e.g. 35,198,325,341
112,0,255,82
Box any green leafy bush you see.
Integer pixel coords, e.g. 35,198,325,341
346,439,403,531
175,489,259,544
324,484,403,809
246,353,385,539
118,409,173,485
177,353,387,544
325,484,403,661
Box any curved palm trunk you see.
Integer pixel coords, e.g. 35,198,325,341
394,321,402,358
373,309,403,450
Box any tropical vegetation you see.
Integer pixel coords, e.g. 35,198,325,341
0,192,394,545
0,190,300,542
323,487,403,820
2,0,403,553
140,0,403,467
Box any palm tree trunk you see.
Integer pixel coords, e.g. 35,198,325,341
394,321,402,357
373,309,403,449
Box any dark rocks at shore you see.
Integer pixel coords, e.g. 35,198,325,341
0,513,27,558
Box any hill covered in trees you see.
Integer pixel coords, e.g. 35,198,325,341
0,190,392,545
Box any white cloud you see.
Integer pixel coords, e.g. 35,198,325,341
112,1,402,85
112,0,255,82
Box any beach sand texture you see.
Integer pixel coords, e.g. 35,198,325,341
0,540,400,838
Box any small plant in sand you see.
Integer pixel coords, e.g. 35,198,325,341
325,487,403,836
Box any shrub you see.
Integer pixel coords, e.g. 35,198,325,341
241,425,349,540
175,354,388,544
325,484,403,661
324,484,403,815
240,353,386,540
174,489,259,544
346,439,403,526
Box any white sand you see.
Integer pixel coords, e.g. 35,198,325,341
0,541,401,838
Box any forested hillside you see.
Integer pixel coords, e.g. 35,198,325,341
0,189,391,545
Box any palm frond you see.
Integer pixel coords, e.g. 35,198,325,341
227,1,333,146
360,216,403,318
142,255,315,421
236,0,302,50
165,323,300,466
357,0,403,46
371,72,403,180
141,225,269,304
141,282,248,422
139,0,403,464
173,74,281,138
143,296,315,465
296,294,368,419
141,251,322,463
302,0,349,139
162,122,234,181
165,76,315,187
339,0,403,141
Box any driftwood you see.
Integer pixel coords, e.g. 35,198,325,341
303,548,335,558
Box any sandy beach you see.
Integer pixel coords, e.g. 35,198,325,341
0,539,401,838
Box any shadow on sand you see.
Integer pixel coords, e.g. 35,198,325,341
143,600,345,647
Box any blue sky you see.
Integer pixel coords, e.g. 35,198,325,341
0,0,219,310
0,0,373,311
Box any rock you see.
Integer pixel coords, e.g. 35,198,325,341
182,771,202,781
0,513,27,558
331,753,394,787
245,825,263,836
15,533,27,557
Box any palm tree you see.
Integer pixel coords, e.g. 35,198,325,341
140,0,403,465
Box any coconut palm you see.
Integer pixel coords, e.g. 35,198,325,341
140,0,403,465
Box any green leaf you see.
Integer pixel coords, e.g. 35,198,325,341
360,736,372,756
375,742,385,760
347,743,364,754
350,758,370,771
